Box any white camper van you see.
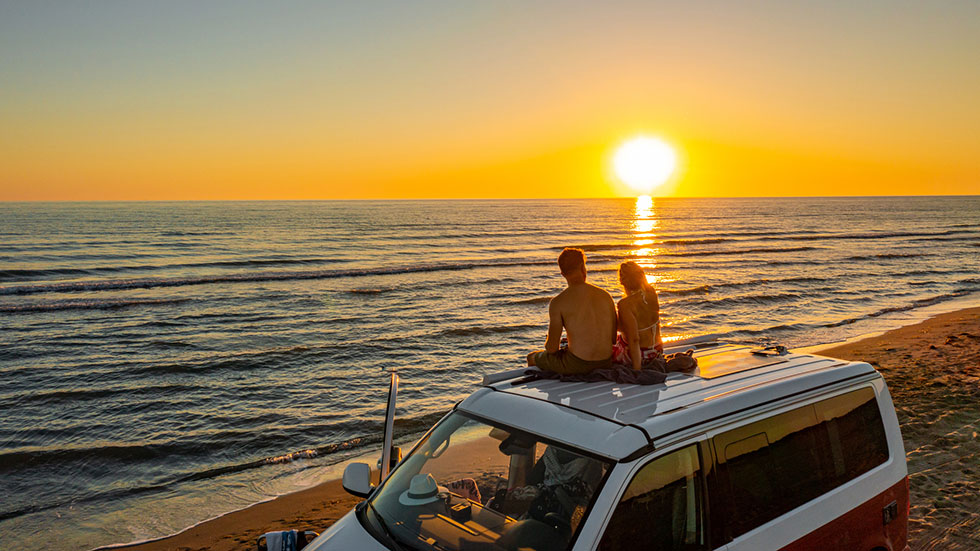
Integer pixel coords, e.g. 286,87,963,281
307,340,909,551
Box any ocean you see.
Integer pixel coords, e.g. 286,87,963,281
1,197,978,549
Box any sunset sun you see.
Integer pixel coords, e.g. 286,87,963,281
612,136,677,195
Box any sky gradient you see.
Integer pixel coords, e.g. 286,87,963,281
2,1,978,200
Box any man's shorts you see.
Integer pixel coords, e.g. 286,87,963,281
533,349,612,375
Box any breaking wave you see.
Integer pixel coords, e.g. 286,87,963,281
0,260,551,296
0,298,190,313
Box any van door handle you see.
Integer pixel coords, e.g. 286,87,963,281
882,500,898,525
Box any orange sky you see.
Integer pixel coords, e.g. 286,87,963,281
1,2,977,200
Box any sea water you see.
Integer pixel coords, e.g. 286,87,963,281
1,197,978,549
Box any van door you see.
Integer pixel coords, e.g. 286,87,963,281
592,441,726,550
709,386,894,550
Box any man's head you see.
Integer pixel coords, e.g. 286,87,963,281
558,248,586,282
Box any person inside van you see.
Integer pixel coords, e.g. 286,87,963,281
613,261,664,371
527,248,617,374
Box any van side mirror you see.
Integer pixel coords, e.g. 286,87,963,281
342,462,374,498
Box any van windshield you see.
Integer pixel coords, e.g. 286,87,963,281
363,412,612,551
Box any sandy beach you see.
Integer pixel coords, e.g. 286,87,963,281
116,307,980,551
820,307,980,550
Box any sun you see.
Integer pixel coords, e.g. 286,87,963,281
612,136,677,194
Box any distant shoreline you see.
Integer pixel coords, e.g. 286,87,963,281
108,305,980,551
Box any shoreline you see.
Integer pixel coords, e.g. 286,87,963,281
101,477,363,551
111,306,980,551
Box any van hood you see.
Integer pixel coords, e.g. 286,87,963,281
304,510,388,551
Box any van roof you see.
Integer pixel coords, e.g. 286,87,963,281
457,341,879,460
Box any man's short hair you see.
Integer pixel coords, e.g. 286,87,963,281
558,248,586,275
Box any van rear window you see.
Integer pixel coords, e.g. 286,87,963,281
713,387,889,538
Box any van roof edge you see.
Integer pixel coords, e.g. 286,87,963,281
482,367,538,386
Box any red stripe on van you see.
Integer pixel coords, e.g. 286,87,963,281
779,477,909,551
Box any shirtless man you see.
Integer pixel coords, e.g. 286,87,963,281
527,248,617,374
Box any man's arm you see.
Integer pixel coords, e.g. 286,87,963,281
544,299,564,354
608,294,618,345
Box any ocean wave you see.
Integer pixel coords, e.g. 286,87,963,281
0,257,346,282
763,260,812,267
681,291,804,308
511,296,552,305
823,290,974,328
650,228,976,244
0,267,102,280
0,298,190,314
904,268,976,277
907,235,980,243
568,242,827,255
159,231,230,237
0,410,448,522
0,438,363,521
0,240,210,254
567,243,634,252
659,284,712,297
4,383,202,408
0,260,552,296
735,276,827,286
654,229,825,240
663,246,819,257
722,323,813,338
411,275,521,293
758,229,978,242
0,442,189,475
844,252,934,261
167,435,383,485
672,276,826,291
659,238,730,245
436,323,541,338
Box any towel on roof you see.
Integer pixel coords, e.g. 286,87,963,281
526,364,669,385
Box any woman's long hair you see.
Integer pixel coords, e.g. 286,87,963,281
618,261,650,294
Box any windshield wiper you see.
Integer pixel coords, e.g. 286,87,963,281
366,500,413,551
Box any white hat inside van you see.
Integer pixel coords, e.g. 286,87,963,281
398,473,444,506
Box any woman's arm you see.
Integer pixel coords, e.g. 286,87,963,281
647,285,663,349
618,301,643,371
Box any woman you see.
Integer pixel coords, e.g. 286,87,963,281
613,261,663,370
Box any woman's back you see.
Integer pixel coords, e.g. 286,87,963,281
618,285,661,350
615,261,664,370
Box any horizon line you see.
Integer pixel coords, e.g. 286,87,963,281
3,194,980,203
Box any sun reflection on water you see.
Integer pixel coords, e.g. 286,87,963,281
631,195,663,280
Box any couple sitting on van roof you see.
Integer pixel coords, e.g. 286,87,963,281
527,248,664,374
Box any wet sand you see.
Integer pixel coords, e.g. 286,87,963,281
107,477,363,551
118,307,980,551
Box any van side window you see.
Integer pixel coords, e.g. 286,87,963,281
598,444,705,551
713,387,889,538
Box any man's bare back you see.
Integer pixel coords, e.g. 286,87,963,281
527,248,617,374
549,282,617,361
